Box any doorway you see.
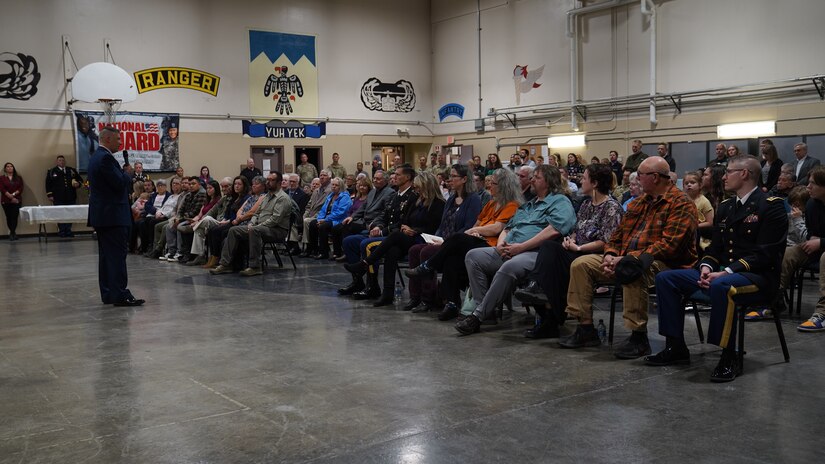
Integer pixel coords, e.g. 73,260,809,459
249,146,284,175
295,146,323,173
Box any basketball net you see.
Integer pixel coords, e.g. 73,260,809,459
98,98,122,125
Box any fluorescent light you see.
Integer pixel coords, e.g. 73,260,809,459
717,121,775,139
548,134,586,149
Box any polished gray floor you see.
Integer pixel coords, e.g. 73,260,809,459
1,236,823,463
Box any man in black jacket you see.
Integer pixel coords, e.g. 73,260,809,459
647,155,787,382
45,155,83,237
339,166,417,298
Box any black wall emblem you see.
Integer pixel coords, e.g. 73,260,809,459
360,77,415,112
0,52,40,100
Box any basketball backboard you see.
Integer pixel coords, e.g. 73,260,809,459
72,62,137,103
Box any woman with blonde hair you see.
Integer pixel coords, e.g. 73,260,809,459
345,171,445,307
406,168,523,320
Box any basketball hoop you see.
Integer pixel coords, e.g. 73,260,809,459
98,98,122,125
71,62,136,124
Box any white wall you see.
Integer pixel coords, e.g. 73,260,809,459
0,0,432,134
431,0,825,135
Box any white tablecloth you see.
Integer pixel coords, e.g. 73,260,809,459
19,205,89,224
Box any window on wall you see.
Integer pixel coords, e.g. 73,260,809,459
670,142,706,176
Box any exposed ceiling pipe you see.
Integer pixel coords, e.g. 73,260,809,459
566,0,638,132
569,0,580,132
641,0,657,126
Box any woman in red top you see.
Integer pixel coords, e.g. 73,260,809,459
1,162,24,241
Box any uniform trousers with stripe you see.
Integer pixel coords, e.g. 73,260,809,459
655,268,762,350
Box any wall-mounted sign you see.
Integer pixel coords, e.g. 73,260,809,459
513,64,544,105
133,67,220,96
242,120,326,139
361,77,415,112
438,103,465,122
0,52,40,100
74,111,180,172
250,30,318,118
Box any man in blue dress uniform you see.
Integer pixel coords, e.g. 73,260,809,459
87,126,144,306
646,155,786,382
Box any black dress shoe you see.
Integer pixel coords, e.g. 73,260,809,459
438,302,459,321
352,287,381,300
344,260,369,277
114,297,145,307
514,280,548,305
455,314,481,335
411,302,433,314
405,264,434,278
614,332,652,359
373,295,395,307
559,325,601,348
710,351,741,383
337,279,365,295
644,345,691,366
402,299,422,311
524,322,560,339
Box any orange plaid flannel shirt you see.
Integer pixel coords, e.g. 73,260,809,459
604,184,698,269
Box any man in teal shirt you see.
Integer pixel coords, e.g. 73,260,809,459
456,165,577,335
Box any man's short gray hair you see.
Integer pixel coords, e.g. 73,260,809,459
251,175,266,185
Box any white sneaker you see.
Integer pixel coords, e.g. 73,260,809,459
168,253,181,262
159,253,172,261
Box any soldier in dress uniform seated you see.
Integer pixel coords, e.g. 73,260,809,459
647,155,787,382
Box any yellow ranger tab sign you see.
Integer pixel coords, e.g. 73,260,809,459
134,67,220,96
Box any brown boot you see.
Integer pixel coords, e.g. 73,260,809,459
202,256,219,269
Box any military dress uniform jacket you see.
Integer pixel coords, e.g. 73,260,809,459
45,165,83,204
373,188,419,236
700,189,787,297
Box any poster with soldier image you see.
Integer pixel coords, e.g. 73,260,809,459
74,111,180,172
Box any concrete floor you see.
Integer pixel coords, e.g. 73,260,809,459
0,235,823,463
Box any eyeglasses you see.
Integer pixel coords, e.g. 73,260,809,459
725,168,746,175
637,171,664,177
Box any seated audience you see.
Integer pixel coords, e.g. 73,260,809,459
205,176,259,268
647,155,786,382
565,153,584,187
198,166,213,188
454,165,576,335
162,176,206,261
210,172,291,276
184,177,235,267
285,173,309,254
771,166,825,331
330,176,373,260
403,164,481,312
514,163,623,338
334,170,392,266
141,177,183,258
405,168,522,321
517,165,535,202
702,164,728,211
768,171,795,199
176,179,221,263
622,172,640,210
345,172,444,306
683,170,714,251
340,165,418,299
307,177,352,259
559,157,697,358
300,172,332,256
132,179,170,253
